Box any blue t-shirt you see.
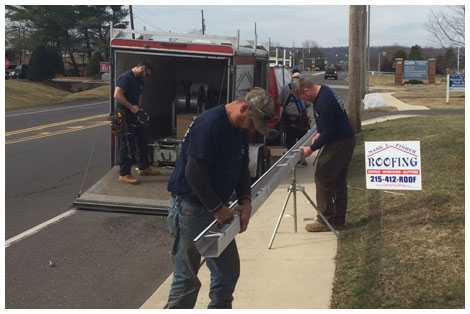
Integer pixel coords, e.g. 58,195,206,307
310,85,355,151
167,104,249,204
116,70,143,112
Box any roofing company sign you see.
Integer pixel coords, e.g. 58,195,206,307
365,141,421,190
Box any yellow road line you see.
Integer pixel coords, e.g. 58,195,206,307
6,121,110,144
5,113,108,136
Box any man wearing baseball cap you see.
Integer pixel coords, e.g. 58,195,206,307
166,87,274,309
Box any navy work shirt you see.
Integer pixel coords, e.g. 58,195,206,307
310,85,355,151
167,104,249,205
116,70,143,113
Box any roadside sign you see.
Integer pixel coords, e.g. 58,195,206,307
449,74,465,91
6,58,10,68
365,141,422,190
403,60,428,80
446,74,465,103
100,62,110,73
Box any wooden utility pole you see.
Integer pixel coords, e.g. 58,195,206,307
129,5,135,39
360,6,368,98
348,5,366,133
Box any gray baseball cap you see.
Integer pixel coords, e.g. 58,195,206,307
243,87,275,136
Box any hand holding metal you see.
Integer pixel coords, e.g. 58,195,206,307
194,126,319,257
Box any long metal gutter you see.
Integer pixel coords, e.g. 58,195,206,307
194,126,318,257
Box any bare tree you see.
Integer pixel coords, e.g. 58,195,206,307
426,5,465,48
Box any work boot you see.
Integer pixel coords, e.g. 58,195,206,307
138,167,160,176
305,220,330,232
119,174,139,185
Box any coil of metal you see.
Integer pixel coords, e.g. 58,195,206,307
175,83,189,113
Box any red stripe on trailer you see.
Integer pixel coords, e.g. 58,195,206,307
111,39,234,54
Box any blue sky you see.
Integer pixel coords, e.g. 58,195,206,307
125,4,462,48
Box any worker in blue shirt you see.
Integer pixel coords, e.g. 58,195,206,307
167,88,274,309
113,60,159,184
293,78,356,232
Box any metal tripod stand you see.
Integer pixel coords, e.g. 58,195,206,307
268,151,339,249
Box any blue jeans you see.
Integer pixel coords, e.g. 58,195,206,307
167,196,240,309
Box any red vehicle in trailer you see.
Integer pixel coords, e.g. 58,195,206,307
74,27,275,214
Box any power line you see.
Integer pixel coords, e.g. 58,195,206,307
133,7,166,32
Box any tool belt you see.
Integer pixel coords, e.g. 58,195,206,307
109,109,129,136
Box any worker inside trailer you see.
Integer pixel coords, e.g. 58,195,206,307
113,60,160,185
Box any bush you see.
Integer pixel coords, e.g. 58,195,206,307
48,47,65,76
405,79,424,84
27,45,65,81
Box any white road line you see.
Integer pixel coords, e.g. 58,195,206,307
5,209,77,248
5,101,108,118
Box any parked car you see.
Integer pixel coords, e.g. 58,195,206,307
5,64,17,79
12,64,28,79
314,67,320,71
324,67,338,80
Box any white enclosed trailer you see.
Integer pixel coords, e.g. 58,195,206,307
74,28,271,214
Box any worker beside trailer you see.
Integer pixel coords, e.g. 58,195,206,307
113,60,159,185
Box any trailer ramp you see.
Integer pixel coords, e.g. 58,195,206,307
73,166,172,215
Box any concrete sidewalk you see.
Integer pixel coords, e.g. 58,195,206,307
141,152,337,309
140,93,430,309
380,92,429,111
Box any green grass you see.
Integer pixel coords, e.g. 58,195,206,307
392,91,465,109
5,80,110,109
331,115,465,309
362,106,398,114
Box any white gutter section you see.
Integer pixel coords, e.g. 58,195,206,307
194,127,317,257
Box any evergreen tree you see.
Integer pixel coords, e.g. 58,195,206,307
436,54,446,75
46,46,65,76
393,49,407,60
86,52,103,78
408,45,423,60
27,45,55,81
444,47,457,71
6,5,128,76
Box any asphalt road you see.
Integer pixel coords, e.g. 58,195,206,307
308,70,349,103
5,99,173,309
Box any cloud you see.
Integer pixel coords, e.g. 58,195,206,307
131,5,455,48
